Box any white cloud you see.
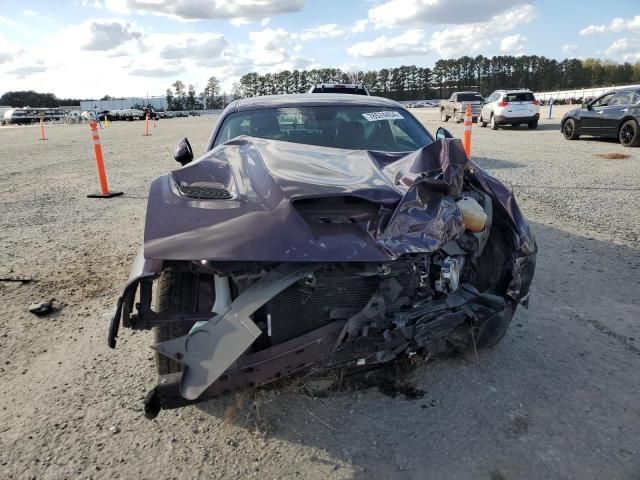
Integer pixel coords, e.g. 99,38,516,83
80,19,143,51
159,34,229,60
249,28,299,51
0,34,17,63
129,67,183,78
500,34,525,54
351,19,369,34
94,0,304,23
430,4,535,57
22,9,38,17
562,44,578,55
347,29,429,57
604,38,640,62
367,0,530,28
8,65,47,79
299,24,345,41
580,15,640,35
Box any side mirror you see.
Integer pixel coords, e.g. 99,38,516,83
174,137,193,166
435,127,454,140
582,102,591,110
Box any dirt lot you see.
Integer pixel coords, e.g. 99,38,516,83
1,106,639,480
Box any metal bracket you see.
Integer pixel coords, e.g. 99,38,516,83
153,263,319,400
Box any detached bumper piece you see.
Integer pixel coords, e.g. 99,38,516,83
144,321,344,418
140,281,512,418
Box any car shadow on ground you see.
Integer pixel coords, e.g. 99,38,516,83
472,156,525,170
194,220,640,480
491,123,559,132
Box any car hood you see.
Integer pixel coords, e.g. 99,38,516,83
564,107,581,119
143,136,533,263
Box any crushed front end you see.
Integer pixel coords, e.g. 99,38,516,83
108,137,536,418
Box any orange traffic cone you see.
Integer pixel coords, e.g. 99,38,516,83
462,105,472,158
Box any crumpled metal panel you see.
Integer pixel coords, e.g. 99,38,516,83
143,136,535,278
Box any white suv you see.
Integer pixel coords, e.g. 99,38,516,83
479,89,540,130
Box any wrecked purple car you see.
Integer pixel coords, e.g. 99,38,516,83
108,94,536,418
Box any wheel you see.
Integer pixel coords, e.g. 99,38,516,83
528,121,538,129
490,114,498,130
562,118,579,140
153,266,214,375
476,302,517,348
619,119,640,147
440,110,449,122
479,115,487,127
473,222,518,349
454,112,462,123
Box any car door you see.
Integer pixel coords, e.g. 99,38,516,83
580,92,614,134
602,91,634,136
481,93,497,119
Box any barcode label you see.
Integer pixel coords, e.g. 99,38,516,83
362,111,404,121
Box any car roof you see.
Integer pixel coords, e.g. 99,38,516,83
609,88,640,94
229,93,401,112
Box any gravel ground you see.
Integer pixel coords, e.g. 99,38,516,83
1,107,639,480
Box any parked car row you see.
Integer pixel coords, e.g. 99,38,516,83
437,87,640,147
1,107,65,125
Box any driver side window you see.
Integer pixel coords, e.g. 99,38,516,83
592,93,614,108
609,91,634,106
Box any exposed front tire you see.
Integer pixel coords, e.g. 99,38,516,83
475,302,517,349
153,266,214,375
562,118,579,140
472,218,518,349
528,121,538,130
490,114,498,130
619,119,640,147
479,115,487,127
440,110,449,122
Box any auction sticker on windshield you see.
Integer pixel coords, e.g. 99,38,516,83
362,111,404,121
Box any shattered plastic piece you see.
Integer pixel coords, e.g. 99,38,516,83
28,299,53,316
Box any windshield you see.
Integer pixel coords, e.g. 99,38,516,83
457,93,483,102
504,92,535,102
213,106,432,152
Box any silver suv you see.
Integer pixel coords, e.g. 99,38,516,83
479,89,540,130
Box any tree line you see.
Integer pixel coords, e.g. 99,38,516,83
164,77,232,110
236,56,640,101
4,56,639,111
0,91,84,108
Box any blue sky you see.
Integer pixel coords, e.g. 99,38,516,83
0,0,638,98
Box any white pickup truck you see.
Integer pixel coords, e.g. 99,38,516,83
440,91,484,123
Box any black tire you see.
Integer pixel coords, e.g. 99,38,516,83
490,114,498,130
562,118,579,140
479,115,487,127
619,119,640,147
528,121,538,130
153,267,214,375
475,302,517,349
473,222,517,349
440,110,449,122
